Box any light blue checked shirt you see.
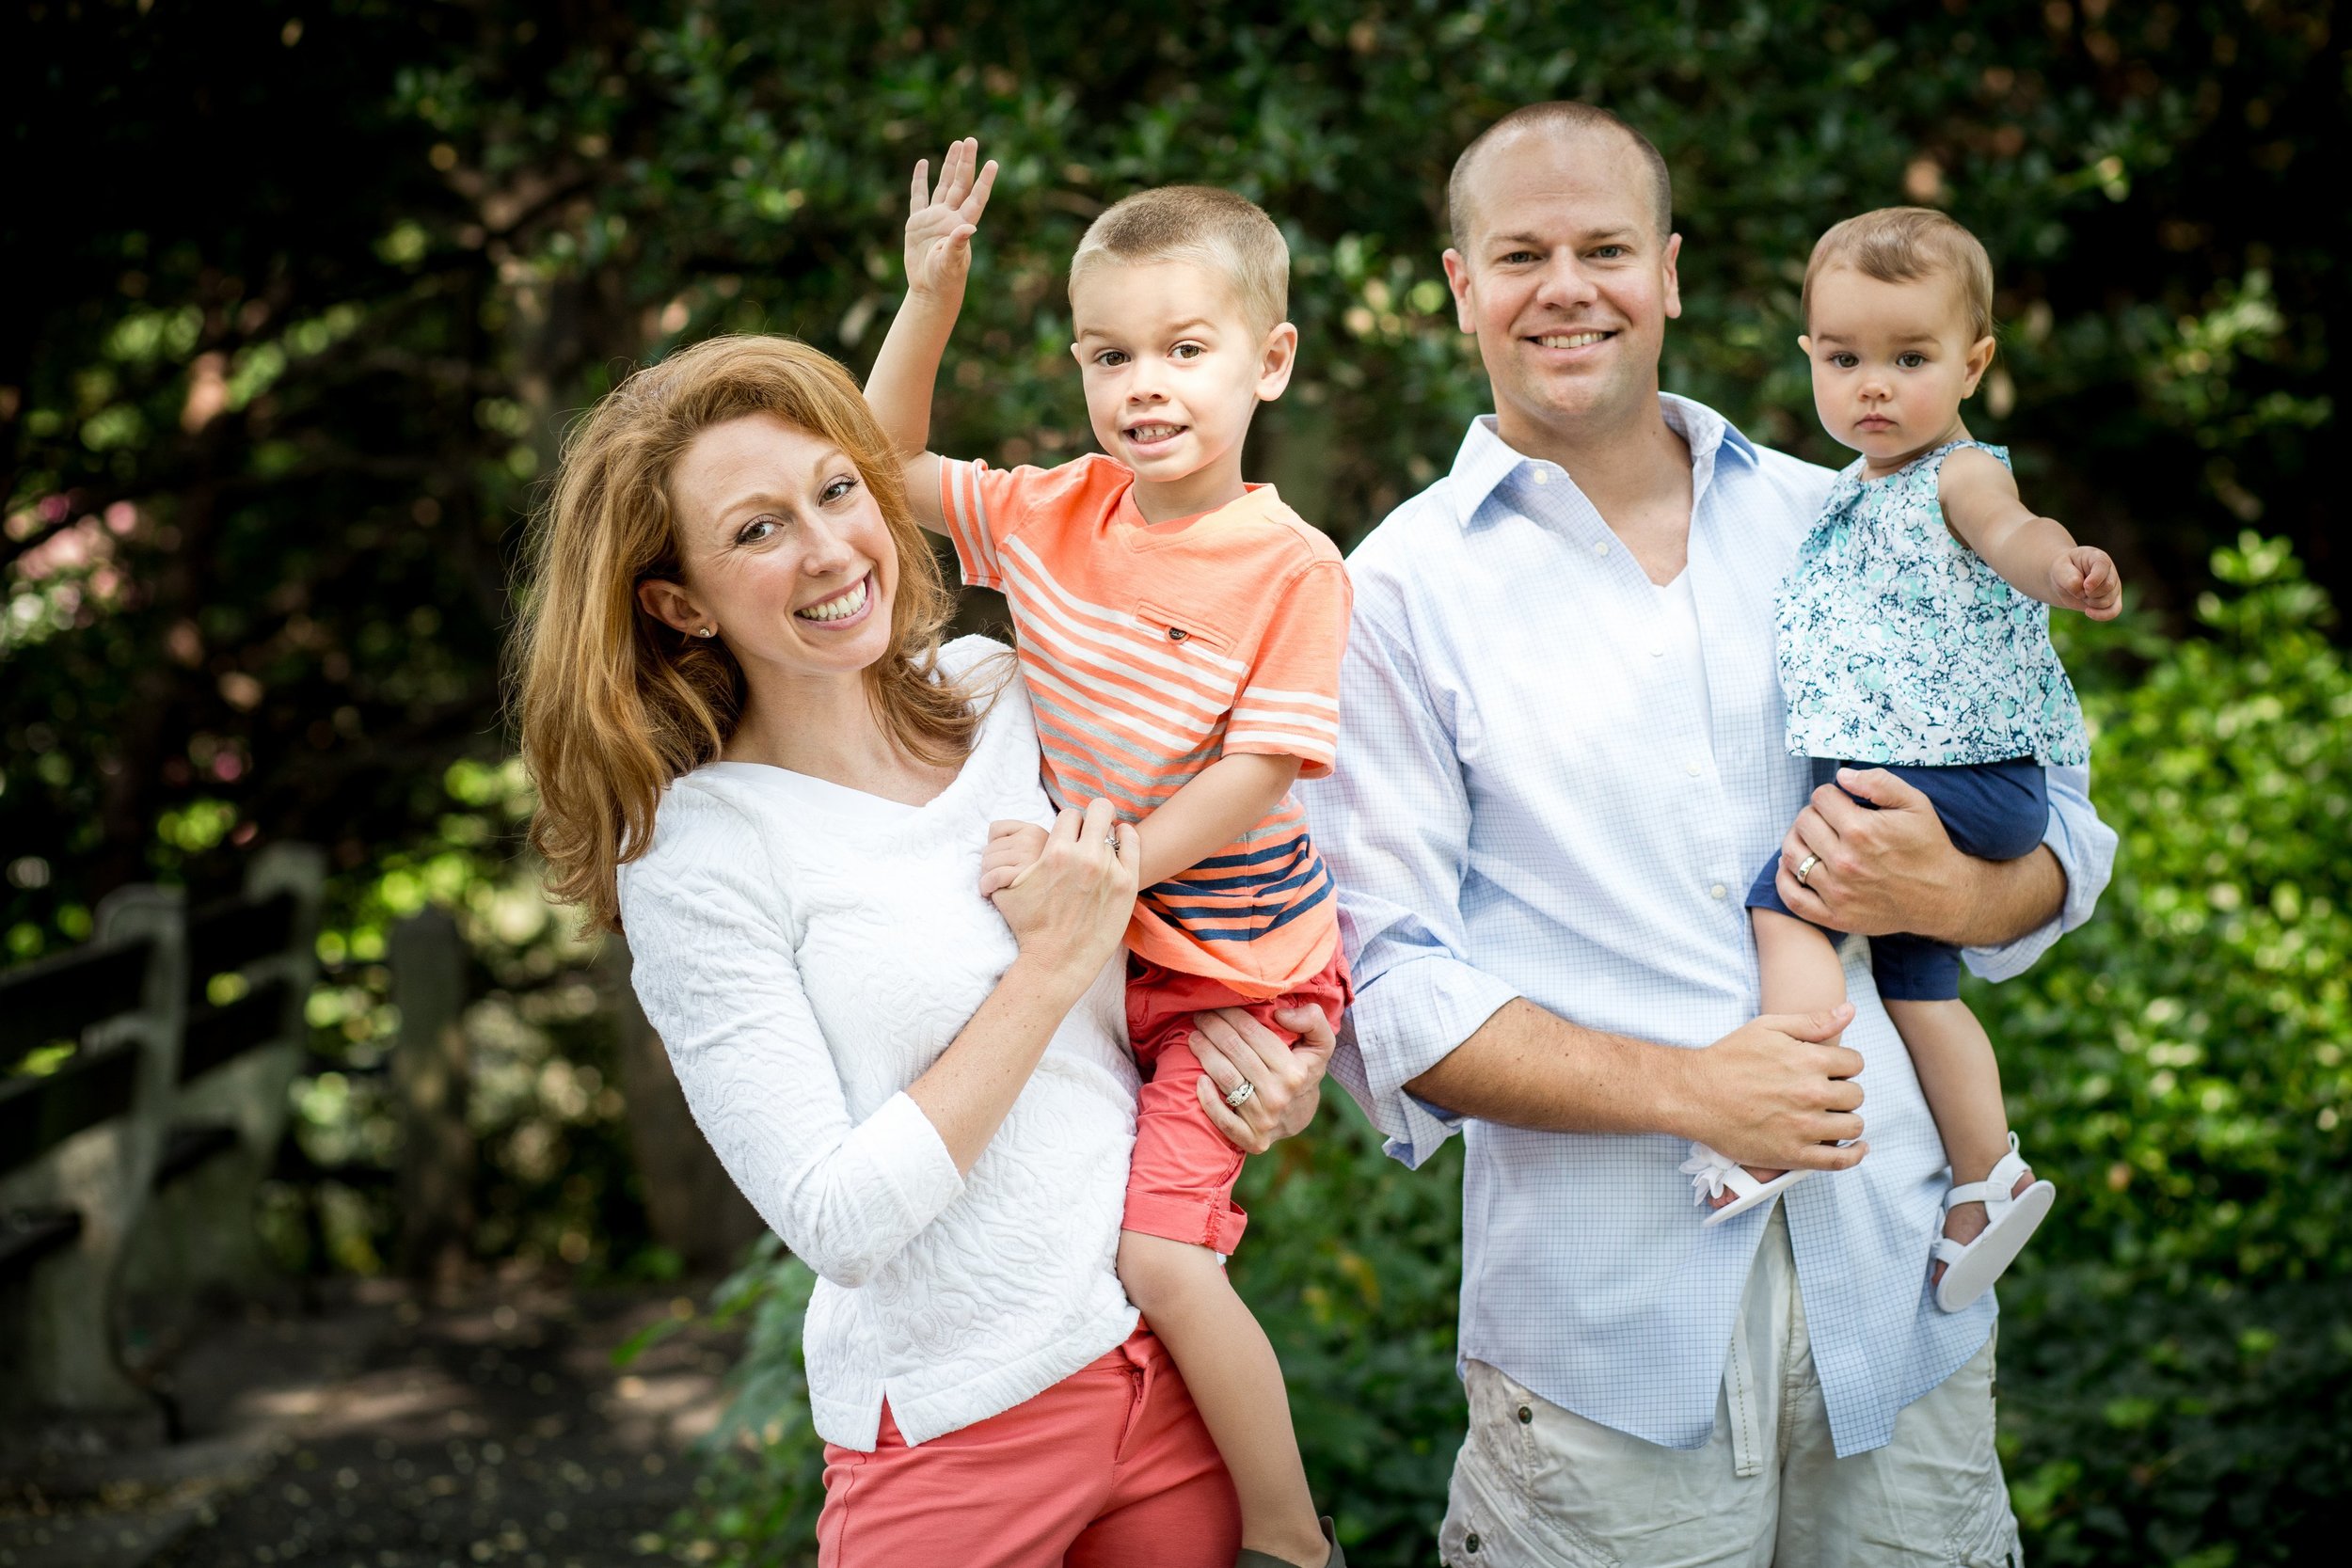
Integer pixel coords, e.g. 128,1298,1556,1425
1301,399,2115,1457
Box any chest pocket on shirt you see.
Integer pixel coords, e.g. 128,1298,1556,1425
1134,600,1244,747
1135,600,1233,658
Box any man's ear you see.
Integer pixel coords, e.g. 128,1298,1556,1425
1441,248,1476,335
1256,322,1300,402
1660,231,1683,321
1960,334,1997,398
636,578,710,638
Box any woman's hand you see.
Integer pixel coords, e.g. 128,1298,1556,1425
904,136,998,305
1187,1004,1337,1155
989,798,1137,988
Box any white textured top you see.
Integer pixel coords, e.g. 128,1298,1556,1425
616,636,1140,1449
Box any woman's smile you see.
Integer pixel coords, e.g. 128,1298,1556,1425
796,571,875,626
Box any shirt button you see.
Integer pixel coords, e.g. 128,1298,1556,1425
1685,762,1702,777
1518,1404,1533,1424
1710,883,1728,900
1650,646,1665,658
1466,1534,1482,1554
1533,468,1549,486
1594,542,1610,558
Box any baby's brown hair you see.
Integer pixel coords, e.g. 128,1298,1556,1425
1802,207,1994,341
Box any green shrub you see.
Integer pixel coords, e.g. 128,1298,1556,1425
679,537,2352,1566
1979,534,2352,1565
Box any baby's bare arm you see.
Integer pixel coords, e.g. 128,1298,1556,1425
1939,448,2122,619
1134,753,1302,890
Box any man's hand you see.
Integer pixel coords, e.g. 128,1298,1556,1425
1776,768,1977,941
2048,544,2122,621
1675,1005,1867,1171
977,819,1049,898
1186,1004,1333,1156
903,136,997,305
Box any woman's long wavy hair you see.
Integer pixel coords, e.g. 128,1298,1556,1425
516,334,983,930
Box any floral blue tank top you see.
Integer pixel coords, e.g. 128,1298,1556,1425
1775,438,2089,768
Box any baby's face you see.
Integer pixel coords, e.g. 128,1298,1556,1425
1801,267,1994,470
1069,261,1291,496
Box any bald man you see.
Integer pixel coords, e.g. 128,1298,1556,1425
1303,103,2111,1564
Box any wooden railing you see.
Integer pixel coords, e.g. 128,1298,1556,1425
0,842,760,1442
0,845,323,1437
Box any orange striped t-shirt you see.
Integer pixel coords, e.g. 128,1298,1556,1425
942,454,1350,1000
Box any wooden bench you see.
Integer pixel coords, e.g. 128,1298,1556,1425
0,844,324,1437
0,886,186,1436
122,844,325,1328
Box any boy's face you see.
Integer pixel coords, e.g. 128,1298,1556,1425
1069,261,1295,503
1801,267,1996,470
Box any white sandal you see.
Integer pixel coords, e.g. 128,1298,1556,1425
1682,1143,1810,1227
1931,1132,2056,1312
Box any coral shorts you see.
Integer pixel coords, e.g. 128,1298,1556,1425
1120,945,1352,1256
818,1328,1237,1568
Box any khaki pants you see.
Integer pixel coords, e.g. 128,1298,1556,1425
1438,1208,2022,1567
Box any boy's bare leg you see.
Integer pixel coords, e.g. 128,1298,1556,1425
1724,910,1852,1208
1883,998,2035,1278
1118,1231,1326,1566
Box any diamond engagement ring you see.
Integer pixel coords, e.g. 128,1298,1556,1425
1224,1080,1257,1109
1795,852,1820,887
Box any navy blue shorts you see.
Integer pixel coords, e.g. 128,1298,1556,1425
1746,756,2049,1002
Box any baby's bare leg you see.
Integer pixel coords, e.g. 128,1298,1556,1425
1724,910,1851,1207
1118,1231,1325,1566
1883,997,2035,1274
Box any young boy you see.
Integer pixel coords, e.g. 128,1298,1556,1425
1683,206,2120,1312
866,138,1348,1568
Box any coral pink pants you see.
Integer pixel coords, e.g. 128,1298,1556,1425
817,1328,1239,1567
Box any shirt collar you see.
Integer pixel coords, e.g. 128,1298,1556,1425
1446,393,1759,523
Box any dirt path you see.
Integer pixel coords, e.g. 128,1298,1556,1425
1,1275,745,1568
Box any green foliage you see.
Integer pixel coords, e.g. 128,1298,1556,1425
655,1239,832,1563
1976,534,2352,1565
8,0,2347,960
1232,1110,1467,1560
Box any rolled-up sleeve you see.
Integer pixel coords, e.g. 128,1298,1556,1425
1305,589,1518,1168
619,796,964,1288
1962,760,2117,982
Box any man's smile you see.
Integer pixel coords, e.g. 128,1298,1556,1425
1530,329,1613,349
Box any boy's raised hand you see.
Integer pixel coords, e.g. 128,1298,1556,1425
905,136,998,303
2048,544,2122,621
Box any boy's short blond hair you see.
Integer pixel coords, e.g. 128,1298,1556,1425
1069,186,1289,336
1802,207,1994,342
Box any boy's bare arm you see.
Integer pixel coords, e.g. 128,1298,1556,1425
866,137,996,534
1134,753,1301,890
1939,448,2122,620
